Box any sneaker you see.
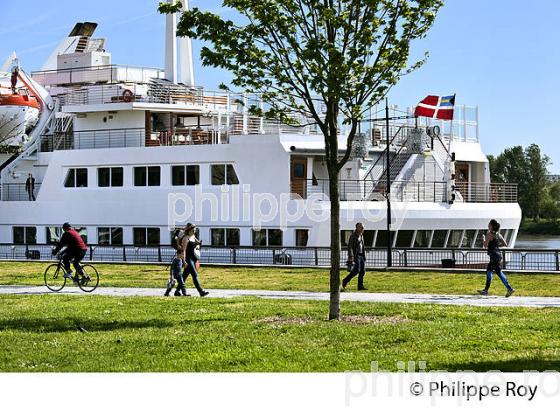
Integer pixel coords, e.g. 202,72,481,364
63,271,73,279
477,289,488,296
199,290,209,297
506,288,515,298
341,281,347,292
357,286,368,291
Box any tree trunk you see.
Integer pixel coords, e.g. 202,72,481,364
328,164,341,320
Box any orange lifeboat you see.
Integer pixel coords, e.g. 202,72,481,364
0,94,40,109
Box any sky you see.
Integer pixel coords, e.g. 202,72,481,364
2,0,559,172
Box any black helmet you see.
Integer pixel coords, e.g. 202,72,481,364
62,222,72,230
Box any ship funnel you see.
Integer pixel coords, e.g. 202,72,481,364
164,0,195,86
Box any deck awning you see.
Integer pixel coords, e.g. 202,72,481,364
451,140,488,163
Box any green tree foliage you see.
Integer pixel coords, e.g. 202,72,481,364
160,0,444,319
489,144,555,220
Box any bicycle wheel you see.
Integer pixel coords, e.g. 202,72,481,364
78,264,99,293
44,263,67,292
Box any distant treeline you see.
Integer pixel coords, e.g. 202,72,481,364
488,144,560,222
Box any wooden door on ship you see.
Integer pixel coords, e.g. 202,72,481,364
290,157,307,199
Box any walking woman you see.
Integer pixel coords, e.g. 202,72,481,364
478,219,515,297
180,223,209,297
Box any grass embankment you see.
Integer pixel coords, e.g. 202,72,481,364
0,294,559,372
520,218,560,235
1,261,560,297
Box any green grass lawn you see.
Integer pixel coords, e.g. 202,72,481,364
0,294,559,372
1,261,560,297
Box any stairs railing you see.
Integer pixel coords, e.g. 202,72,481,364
362,125,410,182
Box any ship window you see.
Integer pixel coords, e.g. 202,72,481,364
148,167,160,186
134,166,161,187
395,230,414,248
252,230,267,247
296,229,309,247
13,226,36,244
363,230,375,247
448,230,464,248
340,230,352,247
502,229,513,245
252,229,282,247
268,229,282,246
46,227,63,244
374,230,395,248
431,230,447,248
226,164,239,184
413,230,432,248
462,230,477,248
98,167,123,187
474,230,484,248
64,168,88,188
172,165,200,186
74,227,88,244
211,228,240,247
133,227,160,246
211,164,239,185
294,163,305,178
98,227,123,245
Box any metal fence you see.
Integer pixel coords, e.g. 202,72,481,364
1,244,558,272
295,179,518,203
0,183,42,201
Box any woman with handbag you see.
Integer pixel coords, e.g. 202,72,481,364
181,223,209,297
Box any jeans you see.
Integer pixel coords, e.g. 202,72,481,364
62,249,86,274
343,254,366,288
485,253,512,291
171,257,186,295
183,258,205,295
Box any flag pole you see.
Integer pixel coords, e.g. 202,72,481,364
385,98,392,268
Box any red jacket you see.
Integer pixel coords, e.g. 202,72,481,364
53,229,87,255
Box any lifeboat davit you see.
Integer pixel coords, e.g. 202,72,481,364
0,92,40,147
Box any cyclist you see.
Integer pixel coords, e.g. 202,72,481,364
51,222,88,280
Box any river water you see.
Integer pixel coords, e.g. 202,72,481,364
515,235,560,249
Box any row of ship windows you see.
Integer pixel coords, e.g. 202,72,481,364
64,164,239,188
341,228,517,249
12,226,515,249
12,226,309,247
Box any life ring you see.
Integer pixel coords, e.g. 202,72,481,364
122,89,134,103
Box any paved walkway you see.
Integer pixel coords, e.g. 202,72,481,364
1,285,560,308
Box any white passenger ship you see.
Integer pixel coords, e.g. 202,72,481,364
0,6,521,258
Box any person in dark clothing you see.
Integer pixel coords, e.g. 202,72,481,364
164,231,189,297
51,222,88,280
342,222,367,291
25,174,35,201
180,223,209,297
478,219,515,297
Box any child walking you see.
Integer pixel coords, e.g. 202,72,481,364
478,219,515,297
164,233,189,297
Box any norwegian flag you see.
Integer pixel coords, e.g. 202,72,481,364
414,95,456,120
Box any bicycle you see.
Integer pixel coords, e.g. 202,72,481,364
44,252,99,293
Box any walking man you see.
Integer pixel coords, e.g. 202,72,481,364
342,222,367,291
25,173,35,201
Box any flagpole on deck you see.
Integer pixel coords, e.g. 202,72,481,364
385,98,392,268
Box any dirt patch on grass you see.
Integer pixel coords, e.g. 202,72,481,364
340,315,410,325
255,314,410,326
254,316,314,325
